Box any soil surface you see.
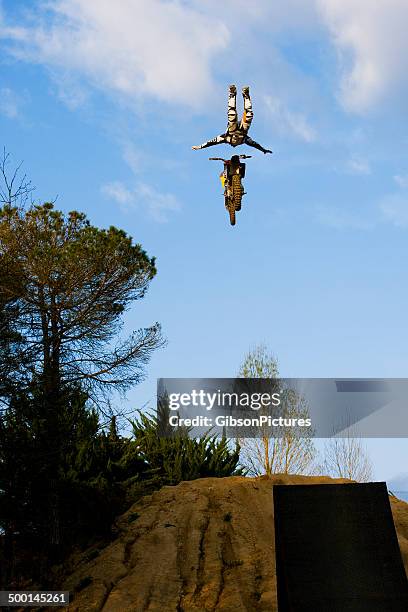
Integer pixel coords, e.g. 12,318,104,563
56,474,408,612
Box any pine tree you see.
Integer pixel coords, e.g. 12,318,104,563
129,410,244,494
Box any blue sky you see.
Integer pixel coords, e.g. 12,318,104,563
1,0,408,483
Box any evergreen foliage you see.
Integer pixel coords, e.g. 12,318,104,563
0,393,243,588
0,385,142,586
0,157,244,589
0,192,164,579
0,202,164,396
129,410,244,493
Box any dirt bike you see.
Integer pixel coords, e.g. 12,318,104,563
209,154,251,226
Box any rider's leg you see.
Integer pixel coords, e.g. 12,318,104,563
219,171,227,194
240,86,253,132
219,164,230,198
227,84,238,133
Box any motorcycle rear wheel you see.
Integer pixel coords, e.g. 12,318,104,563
225,197,236,225
229,208,236,225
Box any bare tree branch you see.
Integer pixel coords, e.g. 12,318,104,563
0,147,35,208
236,346,317,476
319,416,374,482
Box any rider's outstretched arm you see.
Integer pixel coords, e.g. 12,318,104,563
192,134,226,150
245,136,272,154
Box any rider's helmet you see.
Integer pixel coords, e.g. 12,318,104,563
231,155,240,164
230,134,242,145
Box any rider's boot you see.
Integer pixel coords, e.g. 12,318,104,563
229,84,237,96
242,86,250,97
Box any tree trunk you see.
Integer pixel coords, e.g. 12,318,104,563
263,436,271,475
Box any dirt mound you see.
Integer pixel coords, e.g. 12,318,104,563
60,475,408,612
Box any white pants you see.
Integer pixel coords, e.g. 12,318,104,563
227,89,253,134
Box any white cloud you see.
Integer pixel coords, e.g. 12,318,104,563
194,0,318,32
318,188,408,230
122,144,144,175
101,181,133,206
119,142,188,180
136,182,180,222
380,193,408,227
316,206,375,230
3,0,408,121
319,189,408,231
51,72,89,110
346,156,371,175
102,180,180,223
0,87,22,118
264,95,317,142
316,0,408,112
0,0,229,110
394,174,408,189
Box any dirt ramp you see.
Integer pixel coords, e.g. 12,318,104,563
60,475,408,612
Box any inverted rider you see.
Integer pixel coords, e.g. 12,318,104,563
192,85,272,154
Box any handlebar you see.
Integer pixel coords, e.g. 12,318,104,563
209,155,252,161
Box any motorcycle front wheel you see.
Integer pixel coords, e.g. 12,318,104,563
232,174,243,211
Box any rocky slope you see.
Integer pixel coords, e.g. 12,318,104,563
57,475,408,612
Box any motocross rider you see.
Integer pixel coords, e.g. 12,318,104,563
192,85,272,154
